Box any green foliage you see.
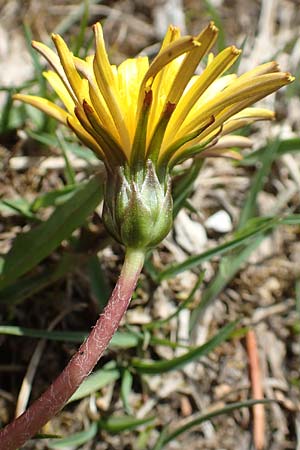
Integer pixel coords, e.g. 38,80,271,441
239,137,300,166
67,362,120,404
0,326,140,348
151,399,274,449
47,422,98,449
98,415,155,433
132,321,237,374
0,174,103,289
121,369,134,414
0,11,298,450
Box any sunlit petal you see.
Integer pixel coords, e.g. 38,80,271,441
52,34,89,104
14,93,69,124
164,46,241,144
43,71,75,114
93,23,131,154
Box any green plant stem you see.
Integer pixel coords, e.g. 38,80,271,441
0,248,145,450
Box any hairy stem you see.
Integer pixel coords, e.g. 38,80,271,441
0,248,145,450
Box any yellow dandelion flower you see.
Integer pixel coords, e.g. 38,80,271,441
13,22,294,249
14,22,293,172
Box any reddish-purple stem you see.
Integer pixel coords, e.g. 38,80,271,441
0,248,145,450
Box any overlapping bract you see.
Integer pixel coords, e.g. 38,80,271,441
14,22,293,174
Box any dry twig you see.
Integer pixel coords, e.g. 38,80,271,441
246,329,265,450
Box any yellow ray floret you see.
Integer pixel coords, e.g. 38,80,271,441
13,22,294,172
13,93,70,124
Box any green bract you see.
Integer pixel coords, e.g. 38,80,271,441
103,161,173,249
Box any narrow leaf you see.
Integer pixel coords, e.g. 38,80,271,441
239,139,280,228
0,326,140,348
48,422,97,448
56,130,76,185
144,271,205,329
68,362,120,403
98,415,155,433
0,198,36,220
121,369,133,414
161,399,274,447
158,217,277,281
0,174,103,289
132,321,237,374
189,235,264,331
172,160,203,217
31,185,78,212
0,252,77,305
27,129,100,163
241,137,300,166
87,254,110,310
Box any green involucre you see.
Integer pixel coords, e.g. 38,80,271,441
102,160,173,249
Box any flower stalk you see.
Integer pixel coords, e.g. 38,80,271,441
0,248,145,450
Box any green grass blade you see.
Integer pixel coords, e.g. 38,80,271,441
0,325,196,351
281,214,300,225
295,279,300,315
0,198,37,220
53,0,102,36
121,369,133,414
56,130,76,185
23,23,47,97
240,137,300,166
26,129,58,146
144,271,205,329
27,129,100,163
66,144,100,163
0,174,103,289
160,399,274,447
111,331,140,348
172,160,203,217
151,425,170,450
132,321,237,374
239,138,280,228
0,89,14,132
189,137,285,331
143,257,159,282
203,0,226,51
0,326,140,348
189,234,265,331
98,415,155,433
147,336,190,350
72,0,90,57
0,252,77,305
229,35,248,74
296,265,300,334
157,217,277,281
87,255,110,311
67,362,120,404
0,325,85,342
48,422,97,448
31,185,78,212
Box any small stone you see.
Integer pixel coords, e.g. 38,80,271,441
205,210,233,233
174,210,207,253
